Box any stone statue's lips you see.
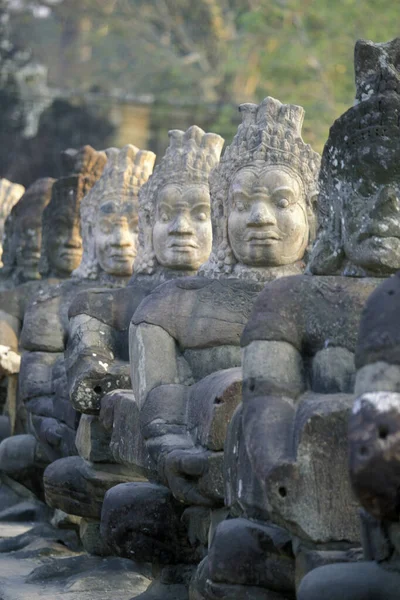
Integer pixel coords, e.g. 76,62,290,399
168,239,199,249
22,251,41,259
109,250,136,259
60,248,82,257
20,252,40,265
246,230,282,242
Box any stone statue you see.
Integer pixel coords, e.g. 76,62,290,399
0,179,25,268
0,177,55,442
204,37,400,600
298,271,400,600
43,127,222,547
73,144,155,283
0,145,107,497
98,97,319,599
16,145,148,467
0,177,54,290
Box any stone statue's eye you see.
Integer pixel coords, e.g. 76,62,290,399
196,212,207,221
277,198,290,209
235,200,246,211
160,212,170,223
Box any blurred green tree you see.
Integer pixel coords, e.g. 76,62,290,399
7,0,400,151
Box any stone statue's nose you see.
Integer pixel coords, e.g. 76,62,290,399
370,186,400,218
111,224,131,247
169,213,193,234
65,226,82,248
349,393,400,521
248,201,276,226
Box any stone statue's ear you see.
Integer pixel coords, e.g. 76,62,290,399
306,190,319,243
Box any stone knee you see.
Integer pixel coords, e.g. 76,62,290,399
297,562,393,600
101,481,199,565
208,517,294,594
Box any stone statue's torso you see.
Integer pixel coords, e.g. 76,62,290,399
132,276,265,351
242,274,385,355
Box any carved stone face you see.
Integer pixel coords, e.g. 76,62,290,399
47,213,83,276
153,183,212,270
342,172,400,274
14,215,42,274
95,200,138,276
228,165,309,266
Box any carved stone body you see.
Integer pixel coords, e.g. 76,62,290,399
98,99,320,600
205,37,400,600
298,270,400,600
17,146,154,477
0,146,108,496
43,127,224,550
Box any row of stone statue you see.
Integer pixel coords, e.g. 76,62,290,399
0,37,399,600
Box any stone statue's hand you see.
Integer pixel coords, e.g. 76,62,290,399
69,360,130,414
39,418,63,447
163,448,214,507
0,345,20,376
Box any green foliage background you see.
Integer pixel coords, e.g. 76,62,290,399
9,0,400,153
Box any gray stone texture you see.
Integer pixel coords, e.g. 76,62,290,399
44,456,136,519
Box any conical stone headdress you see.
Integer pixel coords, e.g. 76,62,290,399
0,179,25,267
200,96,320,279
73,144,156,280
134,126,224,275
39,145,108,277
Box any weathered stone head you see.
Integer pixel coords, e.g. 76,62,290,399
39,145,107,278
1,177,54,284
310,37,400,276
73,145,155,281
134,126,224,277
200,97,320,281
0,179,25,267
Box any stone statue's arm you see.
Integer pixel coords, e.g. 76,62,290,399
0,308,21,377
241,339,306,483
65,313,131,414
129,321,219,504
140,382,193,462
141,382,217,506
129,321,192,410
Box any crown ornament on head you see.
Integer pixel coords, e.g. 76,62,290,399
354,37,400,103
134,126,224,275
309,38,400,276
200,96,320,279
73,144,156,280
61,144,108,184
321,38,400,187
39,146,108,277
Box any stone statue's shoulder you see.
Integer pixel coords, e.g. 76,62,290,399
69,282,154,331
242,275,383,353
356,271,400,368
131,276,201,326
241,274,308,349
0,279,54,319
69,286,126,321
